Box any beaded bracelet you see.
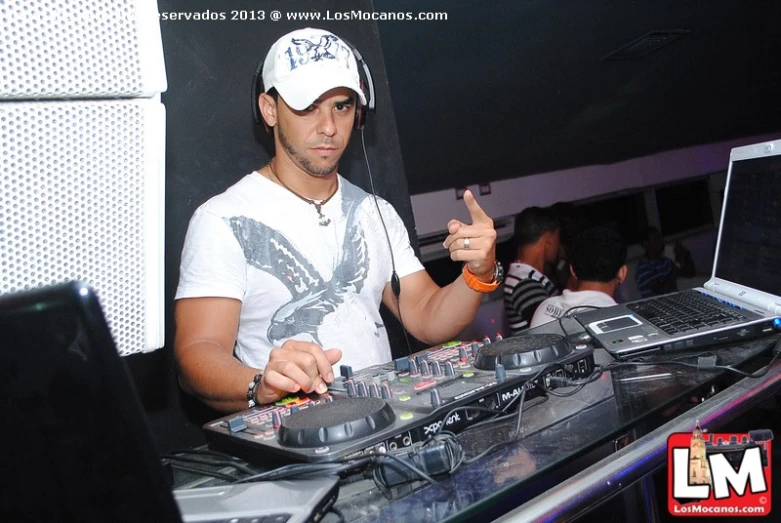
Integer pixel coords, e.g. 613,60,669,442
246,373,263,409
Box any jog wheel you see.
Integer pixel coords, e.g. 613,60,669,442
277,397,395,448
473,333,571,371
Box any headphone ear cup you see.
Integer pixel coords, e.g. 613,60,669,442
353,81,368,130
354,105,365,130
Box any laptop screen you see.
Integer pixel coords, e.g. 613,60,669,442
714,153,781,298
0,282,181,522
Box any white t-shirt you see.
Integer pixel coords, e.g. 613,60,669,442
176,172,424,372
530,289,617,328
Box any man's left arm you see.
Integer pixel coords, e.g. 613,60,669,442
382,190,497,344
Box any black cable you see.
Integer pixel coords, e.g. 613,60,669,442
458,360,582,463
460,385,529,465
462,439,509,465
458,369,530,463
233,457,373,484
607,339,781,379
370,432,465,493
168,462,239,482
167,448,247,461
226,437,460,491
430,373,551,441
430,404,508,439
376,452,439,486
161,453,257,476
370,467,394,499
539,364,606,397
360,128,414,356
556,304,603,337
457,410,519,433
426,431,466,472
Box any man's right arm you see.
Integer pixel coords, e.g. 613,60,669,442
175,297,342,413
174,297,261,412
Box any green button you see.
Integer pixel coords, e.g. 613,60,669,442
399,377,411,383
400,412,414,420
463,372,474,378
442,340,461,348
398,394,411,402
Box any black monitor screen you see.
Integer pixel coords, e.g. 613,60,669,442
0,283,180,522
714,155,781,297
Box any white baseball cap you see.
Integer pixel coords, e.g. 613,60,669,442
262,28,368,111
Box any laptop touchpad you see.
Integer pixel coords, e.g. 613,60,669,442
589,315,643,334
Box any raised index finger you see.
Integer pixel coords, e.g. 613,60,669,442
463,189,491,224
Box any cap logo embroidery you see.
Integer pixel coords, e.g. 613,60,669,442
284,35,352,71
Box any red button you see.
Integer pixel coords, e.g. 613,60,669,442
413,380,437,391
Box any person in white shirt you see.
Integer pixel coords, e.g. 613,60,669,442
531,225,627,328
174,28,501,412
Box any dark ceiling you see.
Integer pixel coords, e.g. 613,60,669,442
374,0,781,195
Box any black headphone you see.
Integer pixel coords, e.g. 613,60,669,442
251,35,376,132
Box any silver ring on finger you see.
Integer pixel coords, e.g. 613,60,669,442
464,237,471,249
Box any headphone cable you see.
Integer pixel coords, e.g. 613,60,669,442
360,128,414,356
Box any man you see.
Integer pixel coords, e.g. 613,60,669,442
504,206,560,335
635,226,695,298
174,28,500,413
547,201,585,292
531,225,627,328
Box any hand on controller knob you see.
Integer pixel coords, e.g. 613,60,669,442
256,340,342,404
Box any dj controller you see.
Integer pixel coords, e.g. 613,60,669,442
204,333,595,464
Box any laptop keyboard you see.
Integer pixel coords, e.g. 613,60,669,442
626,291,758,336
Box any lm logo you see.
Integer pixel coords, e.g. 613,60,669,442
667,424,773,517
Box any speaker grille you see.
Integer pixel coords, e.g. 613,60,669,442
0,0,166,98
0,99,165,355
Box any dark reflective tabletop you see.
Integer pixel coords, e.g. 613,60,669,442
337,334,779,522
171,333,779,522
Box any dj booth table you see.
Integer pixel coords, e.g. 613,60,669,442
175,334,781,522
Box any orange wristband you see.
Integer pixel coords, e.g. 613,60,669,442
462,263,501,293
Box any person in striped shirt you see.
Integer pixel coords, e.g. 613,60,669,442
504,207,561,335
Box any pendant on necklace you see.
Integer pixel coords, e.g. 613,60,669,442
314,203,331,227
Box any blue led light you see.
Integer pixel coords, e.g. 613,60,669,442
774,318,781,329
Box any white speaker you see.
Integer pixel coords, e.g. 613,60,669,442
0,0,167,99
0,98,166,355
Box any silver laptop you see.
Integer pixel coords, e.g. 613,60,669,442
574,138,781,359
0,281,338,523
173,479,339,523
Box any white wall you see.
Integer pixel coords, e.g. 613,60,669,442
411,133,781,237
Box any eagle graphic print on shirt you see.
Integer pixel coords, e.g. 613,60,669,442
226,198,370,346
175,174,424,372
